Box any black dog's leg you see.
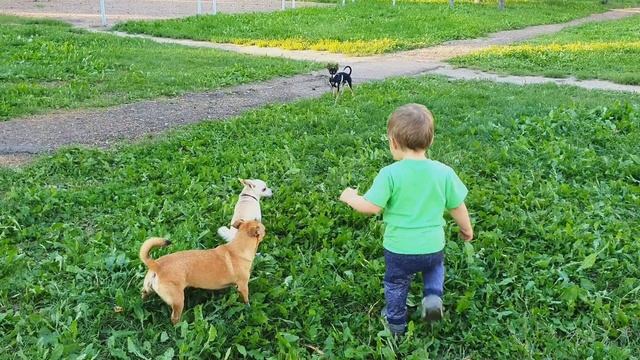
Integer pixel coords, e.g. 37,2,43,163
334,83,341,104
347,78,354,95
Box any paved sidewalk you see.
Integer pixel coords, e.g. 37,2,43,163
0,0,324,28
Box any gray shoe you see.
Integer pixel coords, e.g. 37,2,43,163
421,295,443,321
380,307,406,336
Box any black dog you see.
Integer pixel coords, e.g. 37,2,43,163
328,64,353,103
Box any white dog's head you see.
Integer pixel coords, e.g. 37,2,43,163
239,178,273,198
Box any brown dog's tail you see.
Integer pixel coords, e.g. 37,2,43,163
139,237,171,271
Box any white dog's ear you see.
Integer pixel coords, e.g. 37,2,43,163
251,225,264,239
243,179,256,188
232,219,244,228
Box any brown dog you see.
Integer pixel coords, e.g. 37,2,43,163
139,220,266,324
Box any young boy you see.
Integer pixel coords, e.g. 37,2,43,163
339,103,473,336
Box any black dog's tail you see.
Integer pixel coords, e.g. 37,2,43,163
343,66,352,75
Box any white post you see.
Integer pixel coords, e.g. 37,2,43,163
292,0,296,8
197,0,202,14
282,0,285,10
212,0,217,14
99,0,107,26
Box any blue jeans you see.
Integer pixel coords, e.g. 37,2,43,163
383,249,445,329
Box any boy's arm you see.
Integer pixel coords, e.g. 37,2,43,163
339,188,382,215
449,202,473,241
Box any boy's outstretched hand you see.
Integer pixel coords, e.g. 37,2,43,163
339,187,358,204
449,203,473,242
339,187,382,215
459,227,473,242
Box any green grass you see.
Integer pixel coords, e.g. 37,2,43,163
2,76,639,358
114,0,640,55
450,15,640,85
0,16,318,120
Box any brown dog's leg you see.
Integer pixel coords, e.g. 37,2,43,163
167,288,185,325
141,272,155,299
156,284,185,325
237,280,250,304
170,296,184,325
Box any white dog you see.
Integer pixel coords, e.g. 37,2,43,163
217,179,272,242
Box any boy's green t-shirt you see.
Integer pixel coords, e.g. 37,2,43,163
363,159,468,255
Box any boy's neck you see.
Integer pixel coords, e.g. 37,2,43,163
399,150,427,160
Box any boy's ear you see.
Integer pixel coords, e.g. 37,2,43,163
388,136,398,150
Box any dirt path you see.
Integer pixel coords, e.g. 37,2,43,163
2,7,639,166
0,74,327,154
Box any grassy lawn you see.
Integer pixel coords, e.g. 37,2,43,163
1,77,639,358
450,15,640,85
0,16,318,121
114,0,640,56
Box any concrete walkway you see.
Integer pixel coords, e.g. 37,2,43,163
2,7,639,166
429,65,640,93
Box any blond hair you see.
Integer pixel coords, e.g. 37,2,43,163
387,103,435,151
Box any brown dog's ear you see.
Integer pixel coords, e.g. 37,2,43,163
232,219,244,229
